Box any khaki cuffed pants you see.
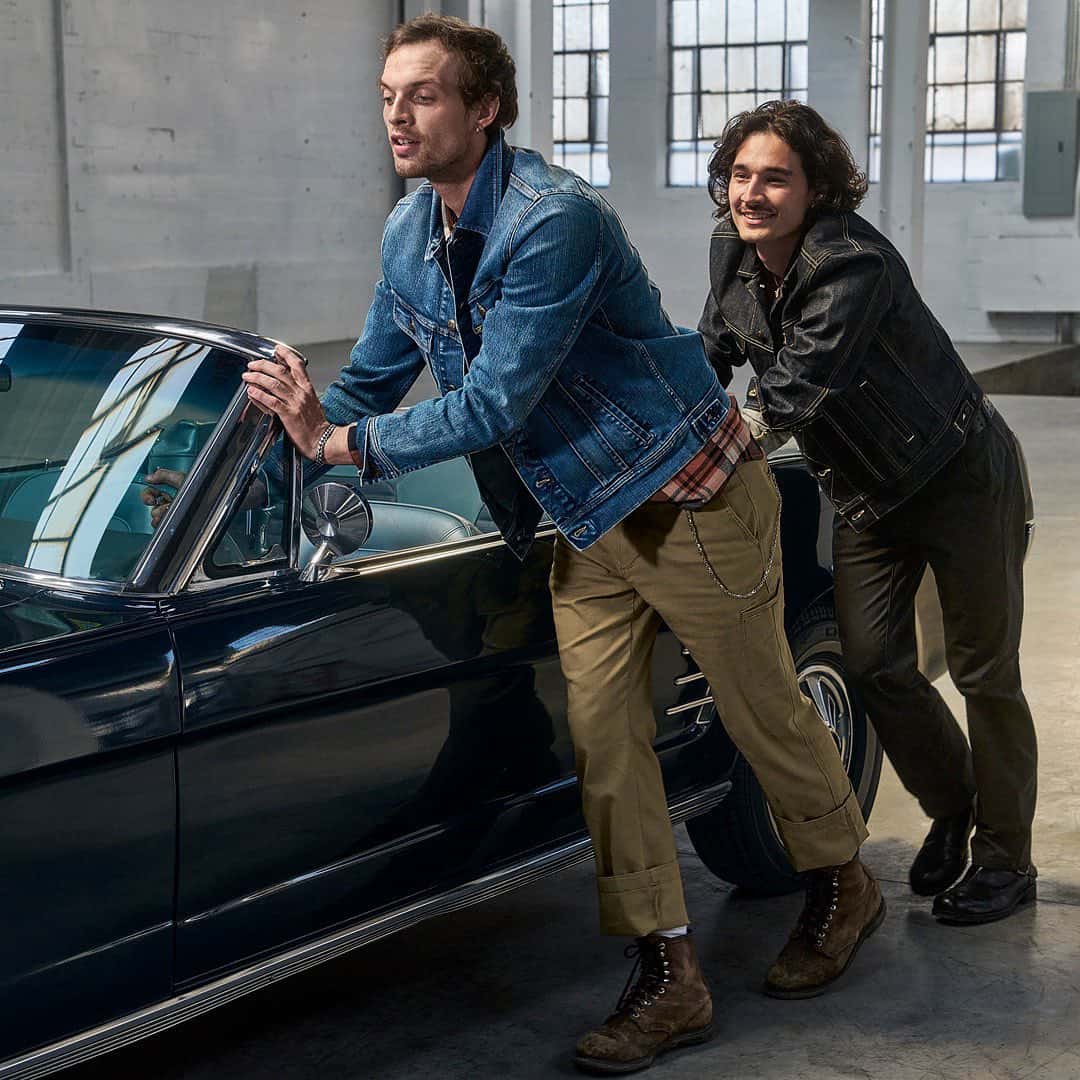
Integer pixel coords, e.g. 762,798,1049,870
550,456,868,937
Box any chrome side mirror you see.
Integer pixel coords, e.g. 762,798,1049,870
300,481,372,581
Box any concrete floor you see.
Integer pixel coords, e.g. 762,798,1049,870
65,391,1080,1080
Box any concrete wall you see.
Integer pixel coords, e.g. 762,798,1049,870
0,0,400,345
3,1,1078,346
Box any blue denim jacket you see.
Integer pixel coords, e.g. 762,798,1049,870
322,134,730,551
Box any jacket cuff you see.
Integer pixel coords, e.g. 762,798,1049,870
347,421,379,480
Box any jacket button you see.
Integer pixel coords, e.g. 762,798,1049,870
473,324,483,335
448,319,457,333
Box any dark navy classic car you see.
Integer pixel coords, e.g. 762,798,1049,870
0,307,962,1077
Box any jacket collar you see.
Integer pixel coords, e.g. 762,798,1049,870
425,132,513,260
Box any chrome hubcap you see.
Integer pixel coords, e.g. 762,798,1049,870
798,659,854,770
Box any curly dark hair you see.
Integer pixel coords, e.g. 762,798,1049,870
706,100,868,220
383,14,518,130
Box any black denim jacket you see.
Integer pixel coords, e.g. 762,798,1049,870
699,210,983,530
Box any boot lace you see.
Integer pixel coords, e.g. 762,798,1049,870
614,938,673,1019
794,867,841,951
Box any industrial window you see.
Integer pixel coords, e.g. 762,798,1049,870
668,0,809,186
553,0,610,186
869,0,1026,183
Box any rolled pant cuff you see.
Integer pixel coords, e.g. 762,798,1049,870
774,792,869,872
596,861,689,937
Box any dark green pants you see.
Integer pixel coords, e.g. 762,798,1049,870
834,407,1036,870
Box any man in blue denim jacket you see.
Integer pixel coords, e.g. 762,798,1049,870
244,15,882,1073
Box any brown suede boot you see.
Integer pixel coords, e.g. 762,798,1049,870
574,934,713,1075
763,856,885,999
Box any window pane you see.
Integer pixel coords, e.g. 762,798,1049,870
968,0,999,32
931,141,965,180
787,43,808,90
728,1,755,43
671,0,698,46
0,324,243,582
593,96,609,142
965,141,997,180
593,150,611,187
1005,32,1026,80
672,48,695,93
669,147,699,185
935,35,967,83
565,5,591,50
757,45,783,91
935,0,967,34
998,135,1022,179
786,0,809,39
553,102,565,142
728,45,755,91
564,98,589,141
553,55,565,97
565,53,589,96
1002,81,1024,130
553,6,564,49
671,93,696,140
1001,0,1026,31
699,0,727,44
757,0,785,41
701,93,729,137
967,83,995,128
592,4,609,50
701,47,727,92
729,91,758,116
967,33,997,82
593,52,610,96
933,84,967,129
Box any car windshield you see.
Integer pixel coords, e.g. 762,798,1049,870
0,320,244,583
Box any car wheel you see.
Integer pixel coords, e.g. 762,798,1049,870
685,603,882,895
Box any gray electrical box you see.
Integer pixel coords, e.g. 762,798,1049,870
1023,90,1080,217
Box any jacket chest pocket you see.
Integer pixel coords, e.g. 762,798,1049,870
392,297,435,356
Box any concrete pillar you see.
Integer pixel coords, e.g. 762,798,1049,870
481,0,553,156
878,0,930,283
607,0,666,194
807,0,870,173
1025,0,1071,91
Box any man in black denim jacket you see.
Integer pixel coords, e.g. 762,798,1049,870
699,100,1037,925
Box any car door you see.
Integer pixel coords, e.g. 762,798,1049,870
168,445,709,987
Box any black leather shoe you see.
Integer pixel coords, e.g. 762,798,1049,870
909,805,974,896
932,865,1037,925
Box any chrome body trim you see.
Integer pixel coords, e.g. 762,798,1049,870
673,671,706,687
0,307,281,365
665,694,715,716
319,523,561,581
0,783,731,1080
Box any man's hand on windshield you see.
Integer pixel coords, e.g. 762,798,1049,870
141,468,186,528
242,345,327,460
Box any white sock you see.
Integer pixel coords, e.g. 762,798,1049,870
654,925,688,938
